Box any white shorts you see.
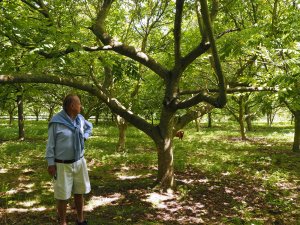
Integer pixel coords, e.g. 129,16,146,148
54,157,91,200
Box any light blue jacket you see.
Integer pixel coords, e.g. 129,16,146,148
46,110,93,166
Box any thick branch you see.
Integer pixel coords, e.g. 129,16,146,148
177,86,278,109
21,0,52,23
91,0,169,80
0,74,97,94
184,2,239,70
34,45,112,58
174,104,213,130
181,41,210,71
195,0,206,39
37,46,75,58
181,0,209,71
0,74,156,139
199,0,226,107
210,0,219,21
216,28,241,39
174,0,184,65
178,0,226,109
195,0,218,41
177,91,221,109
180,86,278,95
283,100,295,115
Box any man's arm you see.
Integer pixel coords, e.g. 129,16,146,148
83,119,93,140
46,124,56,176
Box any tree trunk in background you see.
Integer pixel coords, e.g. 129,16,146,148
267,112,272,126
195,118,200,132
9,112,14,126
16,91,25,140
291,114,294,125
115,115,127,151
245,104,253,131
47,106,55,121
292,111,300,152
238,96,247,140
207,112,212,128
34,111,39,121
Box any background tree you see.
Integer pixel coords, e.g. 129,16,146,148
0,0,229,189
8,0,300,186
0,85,17,126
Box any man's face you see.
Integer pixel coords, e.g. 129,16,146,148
71,96,81,115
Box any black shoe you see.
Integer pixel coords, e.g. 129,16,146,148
76,220,88,225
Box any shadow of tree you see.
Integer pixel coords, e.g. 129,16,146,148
1,122,300,224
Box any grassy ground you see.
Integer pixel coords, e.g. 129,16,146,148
0,120,300,224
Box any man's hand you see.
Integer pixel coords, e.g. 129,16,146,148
48,165,56,177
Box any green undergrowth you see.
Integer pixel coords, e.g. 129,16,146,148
0,120,299,224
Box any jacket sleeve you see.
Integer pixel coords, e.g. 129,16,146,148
45,123,56,166
83,118,93,140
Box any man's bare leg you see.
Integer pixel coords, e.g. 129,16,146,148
74,194,84,222
57,200,68,225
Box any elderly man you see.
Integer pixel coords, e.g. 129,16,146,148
46,94,93,225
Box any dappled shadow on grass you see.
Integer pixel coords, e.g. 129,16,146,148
1,121,300,224
84,164,216,224
222,136,300,177
0,171,58,224
172,126,300,223
1,208,58,225
85,174,159,224
176,168,300,224
1,163,300,224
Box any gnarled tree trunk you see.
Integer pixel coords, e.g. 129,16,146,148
154,108,176,190
156,137,175,190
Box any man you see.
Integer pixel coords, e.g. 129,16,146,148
46,94,93,225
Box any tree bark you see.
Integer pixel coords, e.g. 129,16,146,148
207,112,212,128
34,109,40,121
115,115,127,152
8,111,14,126
47,106,55,121
245,104,252,131
292,111,300,152
16,89,25,140
95,110,100,125
238,96,247,140
155,136,175,190
267,112,272,126
195,118,200,132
